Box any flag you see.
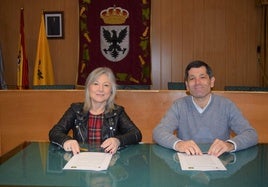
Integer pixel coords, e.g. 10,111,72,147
17,8,29,89
33,13,55,85
0,44,7,89
77,0,151,86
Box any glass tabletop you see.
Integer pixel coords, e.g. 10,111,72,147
0,142,267,187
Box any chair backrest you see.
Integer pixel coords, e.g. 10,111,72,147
224,86,268,91
117,85,151,90
32,85,75,89
168,82,186,90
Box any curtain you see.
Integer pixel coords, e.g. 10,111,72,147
77,0,151,86
259,3,268,86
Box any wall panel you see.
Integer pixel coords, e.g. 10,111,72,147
0,0,263,90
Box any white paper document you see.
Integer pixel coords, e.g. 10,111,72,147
177,153,227,171
63,152,112,171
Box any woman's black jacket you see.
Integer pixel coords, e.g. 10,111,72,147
49,103,142,148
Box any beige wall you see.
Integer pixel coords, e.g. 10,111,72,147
0,0,263,90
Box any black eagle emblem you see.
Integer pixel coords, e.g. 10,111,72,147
102,27,127,59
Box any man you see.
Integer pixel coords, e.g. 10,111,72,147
153,60,258,157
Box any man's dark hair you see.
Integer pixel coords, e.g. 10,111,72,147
184,60,214,81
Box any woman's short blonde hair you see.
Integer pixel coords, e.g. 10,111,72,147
83,67,117,113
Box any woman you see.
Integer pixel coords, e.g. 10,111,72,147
49,67,142,155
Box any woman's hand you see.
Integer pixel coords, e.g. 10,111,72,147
101,137,120,154
63,139,80,155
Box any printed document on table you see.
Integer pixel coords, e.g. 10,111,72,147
63,152,112,171
177,153,227,171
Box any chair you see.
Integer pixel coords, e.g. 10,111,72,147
224,86,268,91
117,85,151,90
32,85,75,89
168,82,186,90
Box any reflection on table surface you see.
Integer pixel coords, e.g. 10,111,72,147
0,142,267,187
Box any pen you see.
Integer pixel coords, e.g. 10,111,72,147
80,148,88,152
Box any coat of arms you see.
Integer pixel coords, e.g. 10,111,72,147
100,6,129,62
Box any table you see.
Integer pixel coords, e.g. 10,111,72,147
0,142,267,187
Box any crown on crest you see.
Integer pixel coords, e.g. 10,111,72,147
100,6,129,24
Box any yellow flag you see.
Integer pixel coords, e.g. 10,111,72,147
33,13,55,85
39,142,49,172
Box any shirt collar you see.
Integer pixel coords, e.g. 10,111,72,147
191,94,212,113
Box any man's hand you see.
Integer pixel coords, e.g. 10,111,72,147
175,140,203,155
208,139,234,157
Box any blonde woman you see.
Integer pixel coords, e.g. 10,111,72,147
49,67,142,155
